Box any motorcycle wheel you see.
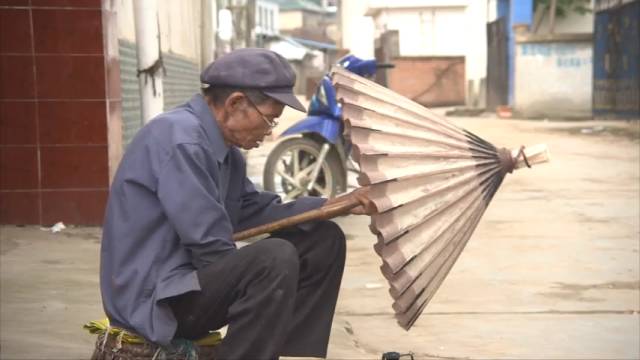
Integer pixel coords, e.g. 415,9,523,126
263,137,345,201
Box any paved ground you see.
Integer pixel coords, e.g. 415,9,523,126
1,115,639,359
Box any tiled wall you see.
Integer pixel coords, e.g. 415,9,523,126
0,0,118,225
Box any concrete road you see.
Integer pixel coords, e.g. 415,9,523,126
1,116,638,359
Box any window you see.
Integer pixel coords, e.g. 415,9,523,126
256,1,279,35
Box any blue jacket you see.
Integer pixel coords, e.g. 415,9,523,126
100,94,325,345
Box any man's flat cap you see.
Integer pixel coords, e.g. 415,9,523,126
201,48,306,112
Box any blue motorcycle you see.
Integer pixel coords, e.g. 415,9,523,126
263,55,393,200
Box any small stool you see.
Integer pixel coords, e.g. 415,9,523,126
85,318,221,360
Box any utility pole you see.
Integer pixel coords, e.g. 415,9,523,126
227,0,255,48
549,0,557,34
201,0,216,67
133,0,164,123
245,0,256,47
216,0,232,56
227,0,243,49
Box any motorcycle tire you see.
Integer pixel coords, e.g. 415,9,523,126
263,137,346,200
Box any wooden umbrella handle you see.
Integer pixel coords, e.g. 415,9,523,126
512,143,550,170
232,197,360,241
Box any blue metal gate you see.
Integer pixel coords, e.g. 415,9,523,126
593,0,640,119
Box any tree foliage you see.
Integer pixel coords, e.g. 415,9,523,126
535,0,592,17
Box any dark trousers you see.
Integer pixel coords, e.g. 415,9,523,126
167,220,346,360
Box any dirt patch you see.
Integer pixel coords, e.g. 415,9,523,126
539,281,640,303
0,238,21,255
544,124,640,142
553,280,640,291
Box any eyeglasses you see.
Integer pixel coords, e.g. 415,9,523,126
245,95,278,129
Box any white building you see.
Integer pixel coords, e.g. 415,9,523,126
513,1,595,118
340,0,490,107
256,0,280,37
339,0,376,58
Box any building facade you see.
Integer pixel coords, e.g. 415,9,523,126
362,0,490,107
507,0,596,118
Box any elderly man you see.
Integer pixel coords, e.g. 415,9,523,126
100,48,373,359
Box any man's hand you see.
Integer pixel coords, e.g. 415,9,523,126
325,186,377,215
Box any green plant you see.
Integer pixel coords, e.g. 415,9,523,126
535,0,592,17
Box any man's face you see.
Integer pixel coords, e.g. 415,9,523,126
223,93,285,150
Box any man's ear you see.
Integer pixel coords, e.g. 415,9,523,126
224,92,246,113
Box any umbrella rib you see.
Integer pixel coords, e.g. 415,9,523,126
375,163,501,229
463,129,498,152
353,148,494,165
341,95,503,157
350,124,470,150
381,195,482,299
358,151,495,160
360,158,500,186
371,165,498,262
333,68,462,134
363,162,500,215
386,191,486,297
337,90,463,137
343,105,467,143
372,169,497,264
373,168,494,268
352,127,499,158
481,171,506,202
396,206,487,329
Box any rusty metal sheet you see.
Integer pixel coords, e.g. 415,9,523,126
386,56,466,107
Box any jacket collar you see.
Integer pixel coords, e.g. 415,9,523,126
188,94,229,163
